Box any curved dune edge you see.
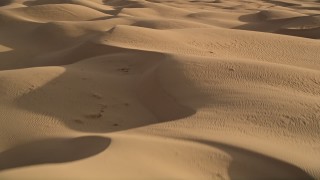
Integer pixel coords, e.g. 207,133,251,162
184,138,313,179
0,136,111,171
1,0,320,179
0,134,315,179
136,58,196,121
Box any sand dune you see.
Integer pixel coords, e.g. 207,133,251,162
0,136,110,171
0,0,320,179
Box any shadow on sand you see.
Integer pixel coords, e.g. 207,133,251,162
186,139,314,179
0,136,110,172
14,50,195,133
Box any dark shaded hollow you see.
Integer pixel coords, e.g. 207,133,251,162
0,136,110,172
0,0,12,6
15,50,195,133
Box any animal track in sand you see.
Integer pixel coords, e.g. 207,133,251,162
91,92,103,99
84,102,108,119
28,85,35,91
124,103,129,107
85,113,103,119
74,119,84,124
117,67,130,73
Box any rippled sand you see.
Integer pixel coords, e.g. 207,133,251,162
0,0,320,179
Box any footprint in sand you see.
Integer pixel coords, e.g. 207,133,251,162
117,67,130,73
91,92,102,99
74,119,84,124
85,113,103,119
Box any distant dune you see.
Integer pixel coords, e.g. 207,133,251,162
0,0,319,179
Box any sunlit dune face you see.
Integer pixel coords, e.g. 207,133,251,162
0,44,12,52
0,0,319,179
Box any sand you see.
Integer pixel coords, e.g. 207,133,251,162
0,0,320,179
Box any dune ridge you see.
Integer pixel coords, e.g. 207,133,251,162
0,0,319,179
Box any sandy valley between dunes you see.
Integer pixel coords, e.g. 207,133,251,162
0,0,320,179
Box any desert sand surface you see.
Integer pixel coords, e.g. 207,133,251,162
0,0,320,179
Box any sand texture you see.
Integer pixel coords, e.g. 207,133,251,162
0,0,320,179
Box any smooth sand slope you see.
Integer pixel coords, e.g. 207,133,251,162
0,0,320,179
